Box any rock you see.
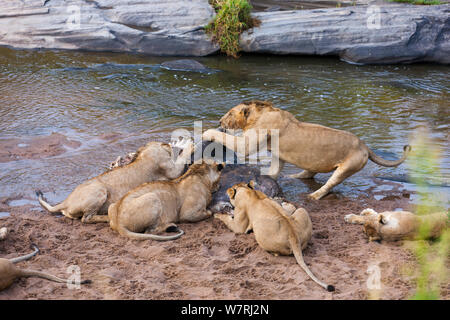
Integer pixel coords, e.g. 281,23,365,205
161,59,211,72
241,4,450,64
1,1,447,64
0,0,219,56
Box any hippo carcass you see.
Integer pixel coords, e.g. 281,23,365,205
108,138,283,213
185,140,283,213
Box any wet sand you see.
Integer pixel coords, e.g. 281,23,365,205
1,184,446,300
0,133,81,163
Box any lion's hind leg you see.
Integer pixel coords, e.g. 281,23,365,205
76,185,108,223
288,170,316,179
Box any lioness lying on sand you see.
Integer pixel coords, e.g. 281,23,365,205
0,244,91,291
37,140,193,223
108,161,224,240
202,100,411,200
345,209,448,242
215,181,335,291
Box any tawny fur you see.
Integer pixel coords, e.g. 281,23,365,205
37,140,193,223
108,161,224,241
0,245,90,291
215,181,335,291
345,209,448,242
202,100,410,200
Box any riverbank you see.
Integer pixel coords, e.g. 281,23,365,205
1,180,442,300
0,0,448,64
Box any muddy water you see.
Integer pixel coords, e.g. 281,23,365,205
0,47,448,207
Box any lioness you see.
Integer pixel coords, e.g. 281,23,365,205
215,181,335,291
0,244,91,291
37,140,193,223
108,161,224,240
345,208,448,242
202,100,411,200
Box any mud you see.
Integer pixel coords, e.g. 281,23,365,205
1,185,444,300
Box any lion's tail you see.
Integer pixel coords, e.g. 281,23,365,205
9,244,40,264
18,269,91,285
117,225,184,241
289,232,335,292
368,145,411,167
35,190,64,213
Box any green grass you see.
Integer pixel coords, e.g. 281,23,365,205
405,129,449,300
205,0,258,58
387,0,443,5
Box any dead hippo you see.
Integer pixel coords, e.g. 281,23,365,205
185,140,283,213
108,138,283,213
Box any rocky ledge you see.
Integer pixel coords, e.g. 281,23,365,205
0,0,448,64
241,3,450,64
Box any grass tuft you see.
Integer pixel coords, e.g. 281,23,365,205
206,0,259,58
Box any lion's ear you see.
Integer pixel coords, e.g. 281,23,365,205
247,180,255,189
242,106,251,118
227,188,236,199
378,214,386,225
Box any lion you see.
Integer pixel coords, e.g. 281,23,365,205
345,208,448,242
215,181,335,291
108,161,224,240
0,244,91,291
36,139,193,223
202,100,411,200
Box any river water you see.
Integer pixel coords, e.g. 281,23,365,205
0,47,448,207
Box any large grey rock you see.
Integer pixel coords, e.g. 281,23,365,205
0,1,448,64
0,0,219,56
240,4,450,64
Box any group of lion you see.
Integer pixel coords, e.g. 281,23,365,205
2,100,447,293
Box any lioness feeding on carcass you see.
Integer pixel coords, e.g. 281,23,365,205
37,139,193,223
215,181,335,291
202,100,411,200
345,209,448,242
108,161,224,241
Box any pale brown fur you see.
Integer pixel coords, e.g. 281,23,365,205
215,181,335,291
345,208,448,242
0,245,90,291
202,100,411,200
37,140,193,223
108,161,224,241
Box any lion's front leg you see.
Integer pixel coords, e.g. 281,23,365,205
202,129,265,157
215,209,249,234
344,214,367,225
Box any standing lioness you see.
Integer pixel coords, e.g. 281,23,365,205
215,181,335,291
108,161,224,240
37,140,193,223
203,100,411,200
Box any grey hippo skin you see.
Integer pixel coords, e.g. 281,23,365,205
185,140,283,213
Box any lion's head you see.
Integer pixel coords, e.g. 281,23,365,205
220,100,274,130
